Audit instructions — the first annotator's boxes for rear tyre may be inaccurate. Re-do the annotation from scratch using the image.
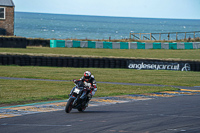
[65,98,74,113]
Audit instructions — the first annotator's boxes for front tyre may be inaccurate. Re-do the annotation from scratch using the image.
[78,106,86,112]
[65,98,74,113]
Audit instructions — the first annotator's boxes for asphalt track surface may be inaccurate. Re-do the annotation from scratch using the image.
[1,77,200,133]
[0,94,200,133]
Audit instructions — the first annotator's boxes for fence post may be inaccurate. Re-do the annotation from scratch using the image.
[150,33,152,40]
[168,33,170,40]
[185,32,186,39]
[159,33,161,40]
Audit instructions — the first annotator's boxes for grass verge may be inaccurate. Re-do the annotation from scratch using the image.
[0,65,198,106]
[0,79,178,106]
[0,47,199,106]
[0,66,199,87]
[0,47,200,61]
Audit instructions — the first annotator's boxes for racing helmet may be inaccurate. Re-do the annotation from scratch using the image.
[84,71,91,81]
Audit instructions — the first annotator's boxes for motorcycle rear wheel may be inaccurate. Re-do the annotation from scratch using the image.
[65,98,74,113]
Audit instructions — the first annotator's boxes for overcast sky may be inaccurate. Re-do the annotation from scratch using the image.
[13,0,200,19]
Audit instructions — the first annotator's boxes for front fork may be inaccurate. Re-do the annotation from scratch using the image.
[80,90,87,99]
[69,87,75,96]
[69,87,88,107]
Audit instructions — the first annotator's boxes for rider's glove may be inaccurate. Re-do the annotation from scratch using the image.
[90,86,94,91]
[73,79,77,84]
[86,86,90,91]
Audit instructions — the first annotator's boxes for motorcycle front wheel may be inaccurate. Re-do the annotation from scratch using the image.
[78,106,86,112]
[65,98,74,113]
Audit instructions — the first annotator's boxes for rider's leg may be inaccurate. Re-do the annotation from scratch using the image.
[85,88,97,106]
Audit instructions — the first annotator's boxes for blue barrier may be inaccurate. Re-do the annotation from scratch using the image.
[50,40,200,49]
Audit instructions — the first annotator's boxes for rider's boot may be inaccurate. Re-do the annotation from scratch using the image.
[85,93,92,107]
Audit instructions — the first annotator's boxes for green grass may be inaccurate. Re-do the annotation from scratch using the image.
[0,46,199,106]
[0,79,177,105]
[0,66,199,87]
[0,47,200,61]
[0,79,72,105]
[0,65,199,105]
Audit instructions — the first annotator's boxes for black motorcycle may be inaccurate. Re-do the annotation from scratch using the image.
[65,80,89,113]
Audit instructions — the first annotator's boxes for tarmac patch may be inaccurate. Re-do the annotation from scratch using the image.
[0,89,200,119]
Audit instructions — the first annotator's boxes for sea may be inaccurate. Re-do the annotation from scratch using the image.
[14,12,200,40]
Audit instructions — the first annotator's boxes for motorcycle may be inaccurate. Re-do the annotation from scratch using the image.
[65,80,89,113]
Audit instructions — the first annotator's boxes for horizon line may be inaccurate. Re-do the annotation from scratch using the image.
[15,11,200,20]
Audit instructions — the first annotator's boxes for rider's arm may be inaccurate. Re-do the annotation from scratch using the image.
[79,76,84,81]
[90,79,97,90]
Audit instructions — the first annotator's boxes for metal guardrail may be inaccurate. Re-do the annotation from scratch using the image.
[130,31,200,41]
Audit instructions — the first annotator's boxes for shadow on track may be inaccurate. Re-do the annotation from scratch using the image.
[68,110,130,114]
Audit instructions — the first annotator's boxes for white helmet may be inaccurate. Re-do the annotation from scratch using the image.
[84,71,91,80]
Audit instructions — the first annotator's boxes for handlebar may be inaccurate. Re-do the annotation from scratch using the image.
[73,79,93,91]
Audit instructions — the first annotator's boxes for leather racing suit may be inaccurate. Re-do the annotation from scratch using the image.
[79,75,97,98]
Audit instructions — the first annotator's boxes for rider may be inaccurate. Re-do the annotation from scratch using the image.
[73,71,97,106]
